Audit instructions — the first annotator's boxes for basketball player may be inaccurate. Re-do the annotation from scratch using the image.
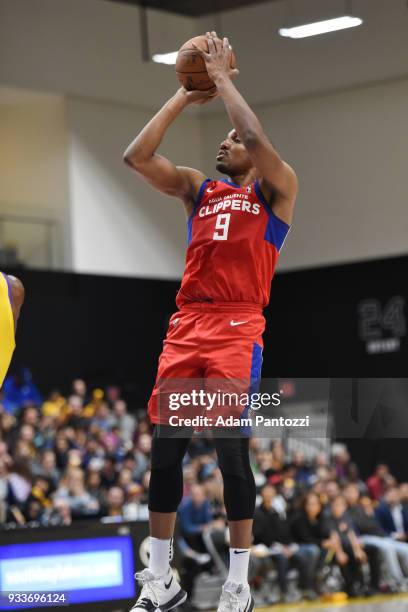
[124,32,297,612]
[0,273,24,387]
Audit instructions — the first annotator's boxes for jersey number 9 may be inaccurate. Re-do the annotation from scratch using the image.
[213,213,231,241]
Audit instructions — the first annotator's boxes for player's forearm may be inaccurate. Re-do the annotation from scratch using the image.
[123,91,188,166]
[214,75,267,148]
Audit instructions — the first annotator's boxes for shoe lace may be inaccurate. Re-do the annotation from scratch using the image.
[134,568,161,607]
[219,582,242,612]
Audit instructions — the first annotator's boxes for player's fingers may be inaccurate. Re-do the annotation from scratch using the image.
[210,31,222,52]
[207,34,217,54]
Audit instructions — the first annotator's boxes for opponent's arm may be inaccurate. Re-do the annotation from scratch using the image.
[194,32,298,224]
[7,275,24,331]
[123,88,216,213]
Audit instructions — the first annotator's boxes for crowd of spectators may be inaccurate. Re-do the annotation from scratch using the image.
[0,375,151,526]
[1,374,408,604]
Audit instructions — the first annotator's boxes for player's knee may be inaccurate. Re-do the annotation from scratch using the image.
[148,465,184,512]
[215,436,252,479]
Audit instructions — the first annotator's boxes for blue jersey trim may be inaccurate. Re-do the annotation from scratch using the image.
[254,179,290,252]
[187,178,211,245]
[220,178,241,188]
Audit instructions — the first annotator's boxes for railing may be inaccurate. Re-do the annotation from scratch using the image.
[0,213,61,269]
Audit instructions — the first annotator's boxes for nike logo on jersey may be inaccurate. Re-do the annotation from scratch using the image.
[207,186,216,193]
[230,320,248,327]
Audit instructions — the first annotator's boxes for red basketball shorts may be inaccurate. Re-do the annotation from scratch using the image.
[148,302,265,426]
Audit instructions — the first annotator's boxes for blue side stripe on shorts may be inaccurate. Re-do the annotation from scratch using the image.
[240,342,263,436]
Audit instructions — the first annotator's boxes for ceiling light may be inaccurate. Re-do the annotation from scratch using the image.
[279,15,363,39]
[152,52,178,65]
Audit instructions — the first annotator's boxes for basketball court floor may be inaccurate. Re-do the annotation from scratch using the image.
[257,593,408,611]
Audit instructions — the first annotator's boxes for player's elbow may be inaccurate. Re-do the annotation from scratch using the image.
[123,145,147,170]
[123,150,141,170]
[8,276,25,308]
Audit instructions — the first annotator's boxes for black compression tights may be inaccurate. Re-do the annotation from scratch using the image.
[148,427,256,521]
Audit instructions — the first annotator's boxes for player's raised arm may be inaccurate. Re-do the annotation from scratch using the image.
[123,88,216,214]
[193,32,298,225]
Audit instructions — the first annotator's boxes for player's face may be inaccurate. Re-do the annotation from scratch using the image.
[216,129,253,176]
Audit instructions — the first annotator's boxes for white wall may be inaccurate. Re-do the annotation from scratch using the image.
[1,0,408,277]
[201,78,408,271]
[67,96,202,278]
[0,89,71,267]
[0,0,193,109]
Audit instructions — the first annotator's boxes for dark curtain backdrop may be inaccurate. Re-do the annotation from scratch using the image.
[4,254,408,478]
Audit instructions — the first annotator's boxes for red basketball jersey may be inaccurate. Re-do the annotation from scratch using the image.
[176,178,290,309]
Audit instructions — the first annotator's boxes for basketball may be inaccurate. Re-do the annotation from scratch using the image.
[175,34,237,91]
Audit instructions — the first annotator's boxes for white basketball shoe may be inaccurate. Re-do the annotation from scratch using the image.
[129,567,187,612]
[217,581,254,612]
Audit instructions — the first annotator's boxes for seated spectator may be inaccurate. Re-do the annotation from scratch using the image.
[3,368,42,414]
[24,498,44,525]
[332,445,351,483]
[90,402,113,432]
[291,492,326,552]
[290,451,313,487]
[123,483,148,521]
[375,486,408,540]
[112,400,136,445]
[0,458,8,521]
[122,450,147,483]
[64,395,85,429]
[323,494,379,597]
[41,390,66,419]
[85,468,107,516]
[32,450,60,487]
[117,467,133,490]
[253,484,318,602]
[367,464,391,501]
[71,379,88,403]
[400,483,408,510]
[345,483,408,591]
[7,458,32,507]
[54,467,100,518]
[25,475,53,515]
[44,498,72,526]
[100,456,117,488]
[104,486,125,519]
[323,480,341,509]
[202,472,225,519]
[137,433,152,459]
[21,405,40,428]
[178,484,223,553]
[54,431,72,470]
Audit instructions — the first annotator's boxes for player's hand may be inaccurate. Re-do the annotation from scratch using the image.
[192,31,239,83]
[178,86,219,106]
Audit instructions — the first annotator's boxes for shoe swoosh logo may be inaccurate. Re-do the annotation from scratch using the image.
[230,320,248,327]
[164,576,173,590]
